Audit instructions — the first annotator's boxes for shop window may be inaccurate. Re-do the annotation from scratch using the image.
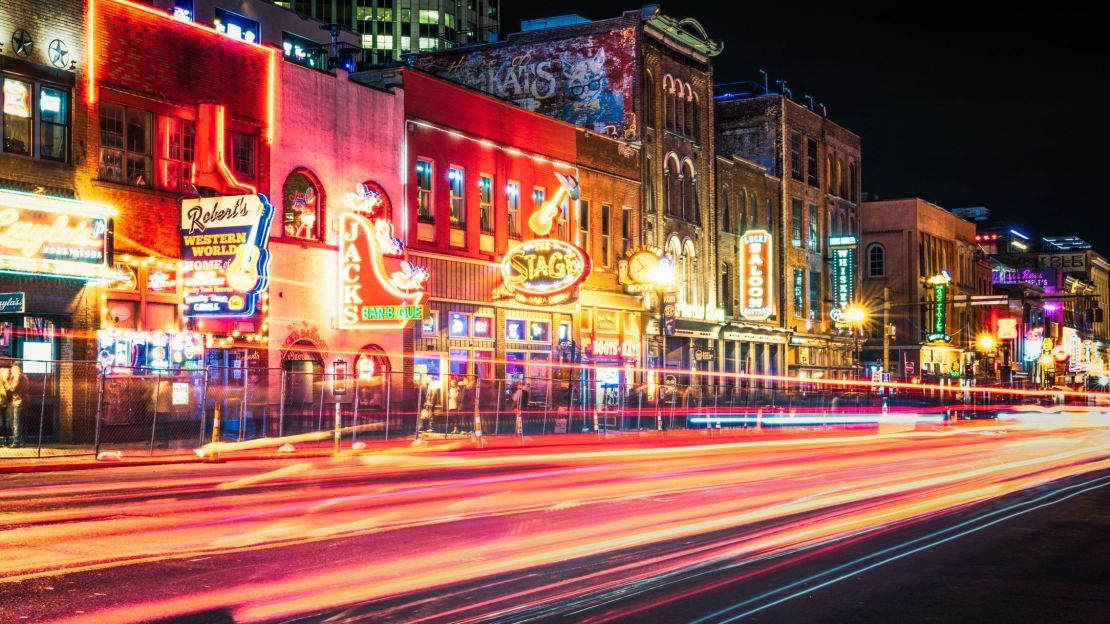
[156,115,195,193]
[505,352,525,380]
[449,349,469,377]
[414,353,441,385]
[601,204,612,267]
[416,159,434,224]
[558,321,571,342]
[282,170,323,240]
[420,311,438,337]
[506,180,521,238]
[449,312,469,337]
[474,349,494,379]
[448,166,465,228]
[100,102,152,187]
[479,173,493,234]
[229,131,256,182]
[473,316,492,338]
[2,78,31,156]
[530,321,550,342]
[506,319,525,341]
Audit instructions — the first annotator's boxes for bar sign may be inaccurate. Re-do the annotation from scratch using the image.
[0,292,25,314]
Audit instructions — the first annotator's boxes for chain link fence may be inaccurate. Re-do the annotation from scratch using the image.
[2,359,1103,461]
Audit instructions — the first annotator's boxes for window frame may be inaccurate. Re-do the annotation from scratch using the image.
[99,101,154,188]
[281,169,324,241]
[156,114,195,193]
[2,75,71,162]
[789,131,803,181]
[791,198,803,248]
[601,203,612,267]
[448,165,465,229]
[478,172,494,234]
[868,243,886,278]
[506,180,521,238]
[416,158,434,224]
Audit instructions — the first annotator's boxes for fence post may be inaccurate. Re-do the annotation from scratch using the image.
[199,366,210,448]
[94,370,105,457]
[209,404,221,462]
[542,377,549,435]
[472,376,483,449]
[414,376,424,440]
[713,385,720,436]
[352,376,360,443]
[150,374,162,456]
[36,364,49,458]
[384,372,392,441]
[278,369,286,438]
[636,386,643,433]
[494,380,502,436]
[333,401,341,455]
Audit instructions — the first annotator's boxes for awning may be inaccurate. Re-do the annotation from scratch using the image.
[672,320,722,339]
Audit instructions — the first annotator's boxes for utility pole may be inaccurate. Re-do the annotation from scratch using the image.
[882,287,891,374]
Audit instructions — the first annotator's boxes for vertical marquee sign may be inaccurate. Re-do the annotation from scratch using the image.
[180,194,275,317]
[338,182,429,328]
[739,230,774,321]
[828,235,857,316]
[926,272,951,342]
[0,189,112,280]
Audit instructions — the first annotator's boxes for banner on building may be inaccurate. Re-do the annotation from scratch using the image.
[663,292,677,337]
[180,194,274,317]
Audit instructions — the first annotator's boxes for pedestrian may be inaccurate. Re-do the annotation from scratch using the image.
[0,367,9,445]
[6,361,25,448]
[421,376,441,432]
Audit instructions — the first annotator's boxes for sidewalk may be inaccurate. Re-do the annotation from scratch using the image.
[0,423,915,474]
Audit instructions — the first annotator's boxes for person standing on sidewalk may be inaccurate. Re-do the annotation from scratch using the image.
[0,367,9,445]
[6,361,25,448]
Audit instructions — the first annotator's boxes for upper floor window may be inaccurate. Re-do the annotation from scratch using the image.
[99,102,152,187]
[749,192,758,230]
[478,173,493,234]
[644,72,655,128]
[868,243,886,277]
[2,78,71,162]
[416,159,433,224]
[791,198,802,248]
[806,138,818,187]
[577,199,590,250]
[808,203,818,250]
[282,169,322,240]
[448,166,465,228]
[789,131,803,181]
[721,262,733,315]
[506,180,521,238]
[229,131,256,182]
[601,204,612,267]
[720,187,730,233]
[738,189,747,232]
[157,115,194,193]
[621,206,632,255]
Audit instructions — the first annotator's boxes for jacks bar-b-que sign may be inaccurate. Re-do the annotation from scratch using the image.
[338,182,429,329]
[180,194,275,317]
[0,189,111,280]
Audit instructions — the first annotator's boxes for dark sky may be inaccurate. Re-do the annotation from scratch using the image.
[500,1,1110,252]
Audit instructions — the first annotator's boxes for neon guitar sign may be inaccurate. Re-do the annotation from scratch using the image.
[180,194,274,318]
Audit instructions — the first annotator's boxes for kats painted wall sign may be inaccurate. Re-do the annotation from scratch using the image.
[180,194,274,317]
[338,182,429,329]
[739,230,774,321]
[0,189,111,280]
[411,27,637,139]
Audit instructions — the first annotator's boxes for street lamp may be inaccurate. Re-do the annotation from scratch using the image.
[976,333,997,352]
[649,257,675,429]
[843,304,869,379]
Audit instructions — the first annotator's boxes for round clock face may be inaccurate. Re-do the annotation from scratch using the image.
[628,251,659,283]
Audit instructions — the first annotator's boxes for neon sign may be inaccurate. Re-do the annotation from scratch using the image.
[927,272,950,342]
[0,189,112,280]
[739,230,774,321]
[499,174,590,306]
[829,235,856,312]
[501,239,589,305]
[180,194,274,317]
[338,182,429,328]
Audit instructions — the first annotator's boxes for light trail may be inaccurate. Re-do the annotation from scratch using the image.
[0,417,1106,623]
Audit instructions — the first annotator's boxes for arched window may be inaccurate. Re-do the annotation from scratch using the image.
[737,189,747,232]
[663,159,676,217]
[848,162,857,202]
[721,262,733,315]
[691,92,700,139]
[683,159,697,224]
[282,169,324,240]
[835,160,843,198]
[683,239,698,308]
[749,191,757,231]
[766,198,773,228]
[867,243,886,277]
[826,153,832,194]
[720,185,730,233]
[684,90,694,136]
[644,71,655,128]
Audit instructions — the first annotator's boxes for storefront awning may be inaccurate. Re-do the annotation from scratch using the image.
[672,320,722,339]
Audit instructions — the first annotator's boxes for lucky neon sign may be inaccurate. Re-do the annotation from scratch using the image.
[339,182,429,328]
[499,173,590,306]
[739,230,774,320]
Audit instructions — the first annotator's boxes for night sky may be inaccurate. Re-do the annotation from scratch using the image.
[500,1,1110,252]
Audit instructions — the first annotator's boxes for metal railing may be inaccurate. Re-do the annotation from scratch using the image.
[2,360,1106,461]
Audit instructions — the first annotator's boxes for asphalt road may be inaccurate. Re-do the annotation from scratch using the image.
[1,421,1107,623]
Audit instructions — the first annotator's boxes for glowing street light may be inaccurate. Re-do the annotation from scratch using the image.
[976,333,997,352]
[843,304,868,378]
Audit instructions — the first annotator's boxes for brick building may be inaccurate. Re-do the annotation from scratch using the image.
[408,6,725,389]
[860,198,992,380]
[1,0,109,443]
[716,92,860,380]
[714,154,787,390]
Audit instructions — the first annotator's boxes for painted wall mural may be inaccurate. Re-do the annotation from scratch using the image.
[412,27,637,139]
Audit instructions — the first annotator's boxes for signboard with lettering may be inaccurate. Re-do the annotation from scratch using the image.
[992,267,1054,287]
[1037,253,1086,271]
[662,292,677,337]
[927,273,950,343]
[180,194,275,317]
[0,189,111,280]
[828,236,857,312]
[501,239,589,306]
[739,230,774,321]
[0,292,25,314]
[338,182,429,329]
[997,317,1018,340]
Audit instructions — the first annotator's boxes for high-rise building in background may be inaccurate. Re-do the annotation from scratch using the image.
[269,0,501,62]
